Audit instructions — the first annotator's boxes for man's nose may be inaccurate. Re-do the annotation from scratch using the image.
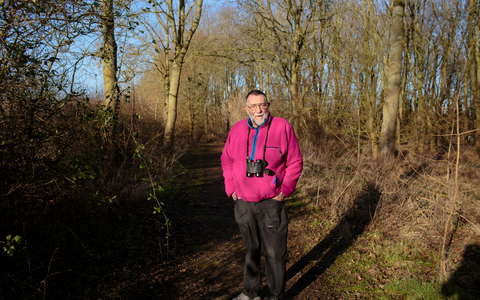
[254,105,262,112]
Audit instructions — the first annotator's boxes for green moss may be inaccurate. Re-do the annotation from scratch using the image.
[323,233,445,299]
[384,278,445,300]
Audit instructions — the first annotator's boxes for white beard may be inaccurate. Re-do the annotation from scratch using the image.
[249,111,269,127]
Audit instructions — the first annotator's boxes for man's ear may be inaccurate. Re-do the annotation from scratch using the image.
[244,105,249,113]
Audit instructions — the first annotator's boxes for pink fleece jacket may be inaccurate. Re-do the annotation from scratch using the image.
[221,116,303,202]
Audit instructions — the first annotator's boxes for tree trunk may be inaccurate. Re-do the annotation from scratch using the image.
[367,72,379,159]
[163,30,171,122]
[101,0,119,174]
[162,0,203,150]
[380,0,405,161]
[473,0,480,151]
[101,0,118,115]
[163,61,182,149]
[290,58,300,131]
[101,0,119,116]
[187,80,195,143]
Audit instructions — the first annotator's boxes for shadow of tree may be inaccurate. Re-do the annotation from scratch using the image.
[441,243,480,299]
[285,182,381,299]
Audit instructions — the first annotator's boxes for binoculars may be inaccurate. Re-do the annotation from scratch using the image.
[246,158,264,177]
[246,158,273,177]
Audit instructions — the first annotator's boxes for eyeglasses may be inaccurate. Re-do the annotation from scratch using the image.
[247,103,268,111]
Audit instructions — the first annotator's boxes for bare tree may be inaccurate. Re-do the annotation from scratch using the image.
[136,0,203,149]
[128,0,478,159]
[409,0,428,151]
[469,0,480,151]
[236,0,326,131]
[353,0,388,159]
[132,0,203,149]
[100,0,120,173]
[380,0,405,161]
[101,0,120,113]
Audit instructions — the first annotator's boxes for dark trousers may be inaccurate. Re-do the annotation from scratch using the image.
[234,198,288,298]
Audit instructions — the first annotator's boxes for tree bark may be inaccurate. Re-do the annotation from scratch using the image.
[101,0,120,174]
[162,0,203,150]
[163,61,182,148]
[473,0,480,151]
[101,0,119,115]
[368,71,379,159]
[411,0,427,151]
[380,0,405,161]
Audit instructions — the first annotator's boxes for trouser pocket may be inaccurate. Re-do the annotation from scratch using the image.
[263,199,287,230]
[234,199,250,227]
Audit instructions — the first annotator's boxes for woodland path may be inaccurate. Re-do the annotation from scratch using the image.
[7,143,466,299]
[62,145,341,300]
[151,144,340,300]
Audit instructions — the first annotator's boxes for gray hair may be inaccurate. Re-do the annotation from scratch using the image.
[245,90,268,105]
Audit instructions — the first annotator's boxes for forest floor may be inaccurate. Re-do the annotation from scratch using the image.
[63,144,341,299]
[5,144,479,299]
[146,144,342,300]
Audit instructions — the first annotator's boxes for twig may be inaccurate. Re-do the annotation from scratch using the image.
[392,173,472,201]
[65,226,88,254]
[41,248,59,300]
[416,196,476,229]
[440,83,462,281]
[331,170,361,208]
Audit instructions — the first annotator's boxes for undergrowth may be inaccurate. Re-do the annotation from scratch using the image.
[294,138,480,299]
[0,102,196,299]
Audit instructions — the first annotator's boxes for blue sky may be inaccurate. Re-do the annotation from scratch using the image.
[73,0,223,97]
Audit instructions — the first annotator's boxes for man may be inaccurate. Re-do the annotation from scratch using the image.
[221,90,303,300]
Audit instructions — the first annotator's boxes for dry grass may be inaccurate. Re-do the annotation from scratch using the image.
[224,92,248,126]
[296,136,480,288]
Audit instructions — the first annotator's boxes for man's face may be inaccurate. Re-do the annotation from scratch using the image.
[245,94,270,127]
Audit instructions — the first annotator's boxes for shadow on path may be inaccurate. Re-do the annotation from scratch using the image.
[153,145,245,300]
[442,243,480,300]
[285,183,381,299]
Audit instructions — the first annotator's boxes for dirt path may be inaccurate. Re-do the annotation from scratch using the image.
[153,145,340,300]
[156,144,246,299]
[8,144,343,300]
[41,144,342,300]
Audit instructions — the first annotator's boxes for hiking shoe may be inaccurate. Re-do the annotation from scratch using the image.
[266,295,283,300]
[232,292,261,300]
